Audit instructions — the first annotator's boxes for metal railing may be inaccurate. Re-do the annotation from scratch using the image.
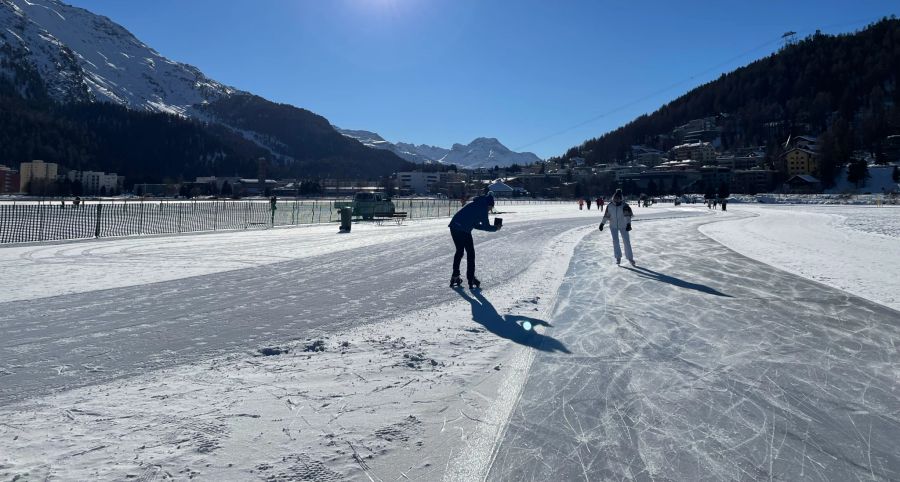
[0,198,567,244]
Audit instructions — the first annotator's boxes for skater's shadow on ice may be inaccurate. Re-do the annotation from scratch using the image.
[624,266,732,298]
[455,289,571,354]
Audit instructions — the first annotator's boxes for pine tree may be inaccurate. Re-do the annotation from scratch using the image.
[847,160,870,187]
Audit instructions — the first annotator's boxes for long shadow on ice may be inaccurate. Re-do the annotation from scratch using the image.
[455,288,571,354]
[624,266,733,298]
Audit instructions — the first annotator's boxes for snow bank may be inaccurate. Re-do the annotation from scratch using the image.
[700,205,900,311]
[828,165,900,194]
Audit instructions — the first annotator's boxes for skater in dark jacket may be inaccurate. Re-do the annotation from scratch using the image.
[449,194,500,288]
[599,189,635,266]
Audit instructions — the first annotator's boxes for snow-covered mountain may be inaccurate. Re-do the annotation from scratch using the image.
[336,128,542,169]
[0,0,412,178]
[441,137,542,169]
[0,0,237,115]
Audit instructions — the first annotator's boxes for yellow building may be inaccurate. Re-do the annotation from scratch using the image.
[782,148,819,177]
[19,160,59,192]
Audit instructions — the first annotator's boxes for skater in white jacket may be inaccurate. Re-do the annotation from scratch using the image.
[599,189,635,266]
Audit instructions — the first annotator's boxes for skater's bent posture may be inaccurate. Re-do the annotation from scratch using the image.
[448,194,499,288]
[599,189,635,266]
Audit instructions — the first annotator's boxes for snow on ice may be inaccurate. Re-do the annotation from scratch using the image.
[1,202,899,480]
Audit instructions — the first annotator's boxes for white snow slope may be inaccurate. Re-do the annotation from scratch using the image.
[0,0,237,114]
[827,165,900,194]
[700,204,900,311]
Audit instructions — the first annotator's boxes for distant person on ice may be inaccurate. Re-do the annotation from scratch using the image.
[448,194,500,289]
[599,189,635,266]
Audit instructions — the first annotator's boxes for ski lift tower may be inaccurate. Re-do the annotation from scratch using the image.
[781,31,797,49]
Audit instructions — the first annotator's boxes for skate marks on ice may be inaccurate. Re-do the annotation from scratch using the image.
[0,221,608,481]
[0,313,529,481]
[700,205,900,311]
[0,217,591,407]
[488,214,900,481]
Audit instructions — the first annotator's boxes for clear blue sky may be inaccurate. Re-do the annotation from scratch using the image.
[66,0,896,158]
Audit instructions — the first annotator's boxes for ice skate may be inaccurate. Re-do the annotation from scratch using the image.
[468,277,481,290]
[450,276,463,288]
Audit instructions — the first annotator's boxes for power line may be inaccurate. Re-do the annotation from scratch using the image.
[513,36,781,152]
[514,15,889,154]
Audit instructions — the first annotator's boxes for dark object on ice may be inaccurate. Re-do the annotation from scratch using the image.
[338,207,352,233]
[494,217,503,229]
[304,339,326,352]
[257,346,289,356]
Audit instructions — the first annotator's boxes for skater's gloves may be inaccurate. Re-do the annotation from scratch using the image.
[598,223,604,231]
[626,223,632,232]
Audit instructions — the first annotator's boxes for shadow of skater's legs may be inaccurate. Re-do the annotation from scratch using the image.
[626,266,732,298]
[454,289,570,354]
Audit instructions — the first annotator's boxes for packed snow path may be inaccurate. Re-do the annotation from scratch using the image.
[487,213,900,481]
[0,209,689,407]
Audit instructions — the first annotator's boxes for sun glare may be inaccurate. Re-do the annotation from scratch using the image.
[357,0,414,20]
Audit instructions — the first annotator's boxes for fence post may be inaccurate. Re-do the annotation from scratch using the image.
[214,200,219,231]
[178,203,182,233]
[39,202,45,242]
[94,203,102,238]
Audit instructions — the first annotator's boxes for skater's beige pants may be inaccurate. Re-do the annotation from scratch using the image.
[610,228,633,262]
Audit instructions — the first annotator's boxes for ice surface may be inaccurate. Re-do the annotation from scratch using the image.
[3,203,897,480]
[488,211,900,481]
[0,205,605,480]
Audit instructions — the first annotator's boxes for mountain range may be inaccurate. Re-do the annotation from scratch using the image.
[335,128,542,169]
[0,0,412,181]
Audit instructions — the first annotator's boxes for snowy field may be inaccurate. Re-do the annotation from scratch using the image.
[2,202,899,480]
[701,204,900,310]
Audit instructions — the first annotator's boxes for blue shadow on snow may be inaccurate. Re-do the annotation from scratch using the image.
[454,288,571,354]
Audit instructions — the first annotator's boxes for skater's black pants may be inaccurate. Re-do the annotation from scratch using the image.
[450,228,475,281]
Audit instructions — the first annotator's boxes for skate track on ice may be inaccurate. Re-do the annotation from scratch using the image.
[487,210,900,481]
[1,208,691,407]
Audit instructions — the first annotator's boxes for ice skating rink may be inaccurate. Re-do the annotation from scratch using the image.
[2,202,899,481]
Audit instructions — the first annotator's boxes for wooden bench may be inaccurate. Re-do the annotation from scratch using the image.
[374,212,407,225]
